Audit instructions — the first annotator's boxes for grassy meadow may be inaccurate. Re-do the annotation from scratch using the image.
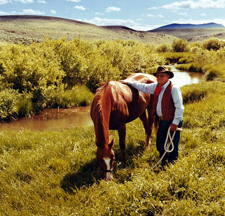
[0,81,225,215]
[0,36,225,215]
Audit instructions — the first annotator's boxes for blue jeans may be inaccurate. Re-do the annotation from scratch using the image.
[156,120,183,166]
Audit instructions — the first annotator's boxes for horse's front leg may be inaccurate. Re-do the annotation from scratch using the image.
[117,123,127,161]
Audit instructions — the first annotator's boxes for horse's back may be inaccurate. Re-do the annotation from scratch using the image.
[125,73,156,84]
[91,73,156,129]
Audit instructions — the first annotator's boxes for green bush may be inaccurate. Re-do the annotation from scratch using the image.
[0,88,19,120]
[172,39,189,52]
[203,37,221,51]
[156,43,172,53]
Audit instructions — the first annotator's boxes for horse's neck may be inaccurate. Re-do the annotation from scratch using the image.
[97,84,112,147]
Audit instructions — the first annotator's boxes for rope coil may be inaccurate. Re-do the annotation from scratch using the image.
[152,127,182,170]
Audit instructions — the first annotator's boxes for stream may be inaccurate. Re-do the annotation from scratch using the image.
[0,66,204,131]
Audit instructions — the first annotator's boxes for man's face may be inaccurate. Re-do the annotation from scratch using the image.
[156,73,170,86]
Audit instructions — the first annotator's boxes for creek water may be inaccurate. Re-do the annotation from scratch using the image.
[0,67,204,131]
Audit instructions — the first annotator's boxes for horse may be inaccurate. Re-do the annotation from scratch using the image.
[90,73,157,180]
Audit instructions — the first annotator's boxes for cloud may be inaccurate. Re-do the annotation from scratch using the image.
[50,10,56,14]
[95,12,104,15]
[37,0,46,3]
[0,0,9,5]
[147,14,155,17]
[21,9,45,15]
[0,10,7,15]
[201,13,206,16]
[67,0,81,2]
[162,0,225,10]
[81,17,138,27]
[105,6,121,12]
[179,12,188,16]
[147,14,164,18]
[13,0,34,3]
[147,7,158,10]
[74,5,85,10]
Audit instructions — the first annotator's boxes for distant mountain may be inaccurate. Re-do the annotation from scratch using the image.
[153,22,225,30]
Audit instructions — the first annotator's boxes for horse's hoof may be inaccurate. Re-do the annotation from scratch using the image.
[145,145,150,151]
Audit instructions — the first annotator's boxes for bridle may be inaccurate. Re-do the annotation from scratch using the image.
[99,165,113,173]
[97,154,115,173]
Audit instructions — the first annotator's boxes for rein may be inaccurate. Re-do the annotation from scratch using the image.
[152,127,182,170]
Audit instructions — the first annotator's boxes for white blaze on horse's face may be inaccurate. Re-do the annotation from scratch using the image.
[103,157,113,181]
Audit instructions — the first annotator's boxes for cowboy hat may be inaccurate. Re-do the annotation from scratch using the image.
[153,66,174,78]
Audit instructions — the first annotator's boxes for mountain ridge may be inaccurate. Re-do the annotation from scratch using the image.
[153,22,225,30]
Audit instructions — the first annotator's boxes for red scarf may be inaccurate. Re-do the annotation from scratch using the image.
[155,85,162,96]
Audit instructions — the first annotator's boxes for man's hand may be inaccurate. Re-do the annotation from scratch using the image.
[170,123,177,131]
[120,80,128,84]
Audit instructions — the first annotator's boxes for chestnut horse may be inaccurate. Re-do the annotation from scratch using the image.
[90,73,157,180]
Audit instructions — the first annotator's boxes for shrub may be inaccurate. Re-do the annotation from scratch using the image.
[156,43,172,53]
[0,88,19,120]
[172,39,189,52]
[203,37,221,51]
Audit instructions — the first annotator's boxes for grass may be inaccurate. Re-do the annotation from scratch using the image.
[0,81,225,215]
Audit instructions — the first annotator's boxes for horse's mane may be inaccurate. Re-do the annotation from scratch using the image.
[95,81,111,115]
[93,81,111,147]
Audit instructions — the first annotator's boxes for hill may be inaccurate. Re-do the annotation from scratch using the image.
[0,15,177,45]
[150,22,225,42]
[154,22,225,30]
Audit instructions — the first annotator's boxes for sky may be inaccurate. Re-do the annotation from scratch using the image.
[1,0,225,30]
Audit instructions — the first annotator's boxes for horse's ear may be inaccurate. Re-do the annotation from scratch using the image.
[109,138,114,149]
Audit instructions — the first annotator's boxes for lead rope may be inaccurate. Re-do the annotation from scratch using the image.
[151,127,182,170]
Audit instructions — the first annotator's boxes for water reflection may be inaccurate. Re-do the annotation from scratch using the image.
[0,106,93,132]
[170,65,205,87]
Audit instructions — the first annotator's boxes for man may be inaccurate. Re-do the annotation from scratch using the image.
[121,66,184,166]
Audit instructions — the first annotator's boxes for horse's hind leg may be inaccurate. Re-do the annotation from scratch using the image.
[117,123,127,161]
[139,111,151,150]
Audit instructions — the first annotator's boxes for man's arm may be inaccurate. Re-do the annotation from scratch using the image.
[121,80,157,94]
[171,86,184,130]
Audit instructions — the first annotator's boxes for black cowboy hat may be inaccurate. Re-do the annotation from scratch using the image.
[153,66,174,78]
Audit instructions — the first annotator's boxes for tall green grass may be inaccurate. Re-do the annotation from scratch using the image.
[0,81,224,215]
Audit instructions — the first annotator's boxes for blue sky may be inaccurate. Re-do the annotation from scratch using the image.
[1,0,225,30]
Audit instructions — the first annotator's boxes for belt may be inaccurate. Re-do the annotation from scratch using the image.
[158,116,164,121]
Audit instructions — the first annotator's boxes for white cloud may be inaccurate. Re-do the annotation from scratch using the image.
[0,10,7,15]
[147,14,155,17]
[82,17,138,28]
[95,12,104,15]
[179,12,188,16]
[105,6,121,12]
[0,0,9,5]
[67,0,81,2]
[162,0,225,10]
[147,7,158,10]
[74,5,85,10]
[51,10,56,14]
[147,14,164,18]
[37,0,46,3]
[13,0,34,3]
[21,9,45,15]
